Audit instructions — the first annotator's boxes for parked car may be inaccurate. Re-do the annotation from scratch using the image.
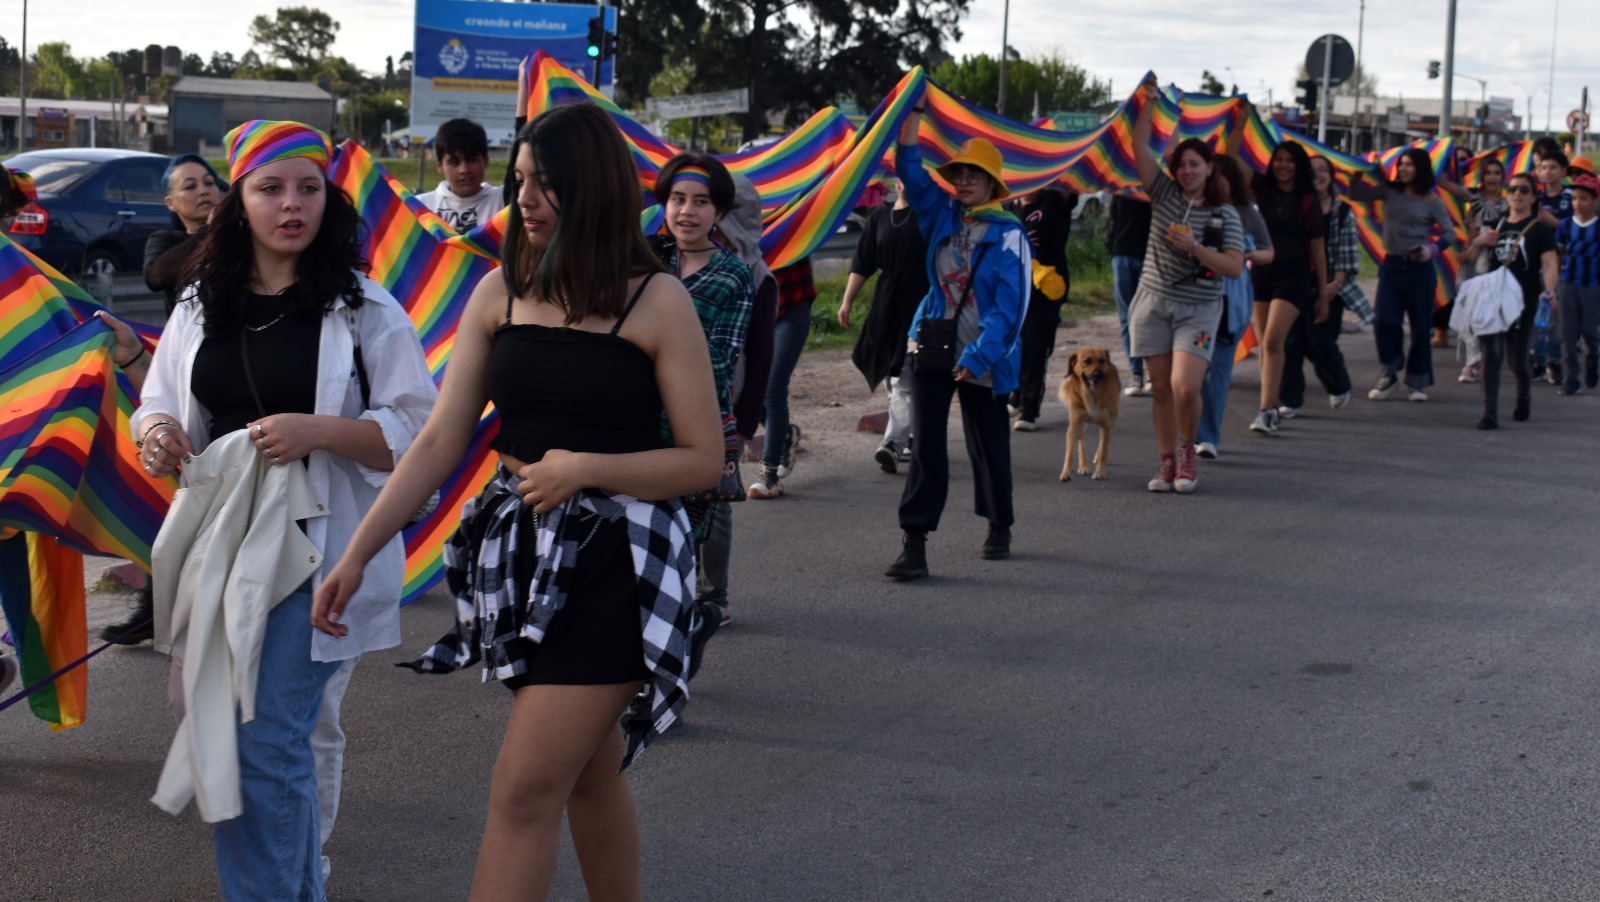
[5,148,174,278]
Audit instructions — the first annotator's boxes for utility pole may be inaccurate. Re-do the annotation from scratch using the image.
[1439,0,1456,138]
[1317,34,1334,144]
[19,0,27,152]
[1354,0,1367,152]
[997,0,1010,116]
[1546,0,1558,135]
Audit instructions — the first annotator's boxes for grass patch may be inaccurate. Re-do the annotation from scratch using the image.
[804,222,1117,354]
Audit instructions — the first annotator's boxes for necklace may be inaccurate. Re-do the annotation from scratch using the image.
[245,314,286,332]
[890,207,912,228]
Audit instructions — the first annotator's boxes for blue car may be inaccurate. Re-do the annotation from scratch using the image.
[5,148,176,278]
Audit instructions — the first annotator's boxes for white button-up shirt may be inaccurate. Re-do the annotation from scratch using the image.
[134,273,437,662]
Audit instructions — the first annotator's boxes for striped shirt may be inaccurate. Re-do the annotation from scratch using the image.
[1556,217,1600,287]
[1136,171,1244,305]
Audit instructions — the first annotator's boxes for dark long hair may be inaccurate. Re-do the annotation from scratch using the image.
[1392,148,1436,195]
[1254,142,1315,202]
[1166,138,1229,207]
[502,102,666,324]
[187,170,367,337]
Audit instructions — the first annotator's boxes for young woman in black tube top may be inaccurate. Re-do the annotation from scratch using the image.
[312,102,724,901]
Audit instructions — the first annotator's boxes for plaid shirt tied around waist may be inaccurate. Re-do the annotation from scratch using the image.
[406,468,696,768]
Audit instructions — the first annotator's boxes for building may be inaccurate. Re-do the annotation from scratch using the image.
[1290,94,1523,154]
[169,77,334,154]
[0,97,167,152]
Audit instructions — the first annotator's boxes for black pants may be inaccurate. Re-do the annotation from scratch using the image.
[1279,299,1353,407]
[900,370,1014,532]
[1480,322,1531,420]
[1011,294,1064,421]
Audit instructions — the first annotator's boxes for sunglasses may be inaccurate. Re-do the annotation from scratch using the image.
[946,165,988,185]
[1506,184,1536,195]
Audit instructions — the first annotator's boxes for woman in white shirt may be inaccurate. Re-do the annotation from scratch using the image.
[133,120,435,901]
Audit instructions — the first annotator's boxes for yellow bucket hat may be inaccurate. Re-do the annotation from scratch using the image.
[938,138,1009,200]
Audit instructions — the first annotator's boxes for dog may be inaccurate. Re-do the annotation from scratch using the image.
[1058,347,1121,481]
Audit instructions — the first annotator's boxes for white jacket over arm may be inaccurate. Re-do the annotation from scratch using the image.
[134,272,438,662]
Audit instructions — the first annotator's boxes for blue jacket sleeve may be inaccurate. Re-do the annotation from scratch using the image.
[957,224,1031,380]
[896,144,956,239]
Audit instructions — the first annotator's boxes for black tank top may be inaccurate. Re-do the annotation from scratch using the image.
[487,274,666,462]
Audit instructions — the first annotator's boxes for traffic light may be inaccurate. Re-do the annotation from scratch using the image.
[586,15,604,59]
[600,30,617,62]
[1296,79,1318,114]
[1427,60,1440,79]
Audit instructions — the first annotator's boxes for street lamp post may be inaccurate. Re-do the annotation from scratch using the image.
[1439,0,1457,138]
[997,0,1011,116]
[19,0,27,152]
[1455,72,1487,149]
[1513,82,1546,140]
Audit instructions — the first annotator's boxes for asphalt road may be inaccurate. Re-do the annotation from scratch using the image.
[4,331,1600,901]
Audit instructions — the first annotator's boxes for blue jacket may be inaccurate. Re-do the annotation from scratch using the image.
[898,145,1030,396]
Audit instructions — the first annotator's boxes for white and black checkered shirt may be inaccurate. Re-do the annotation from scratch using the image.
[405,468,695,768]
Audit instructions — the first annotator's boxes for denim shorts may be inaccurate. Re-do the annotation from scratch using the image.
[1128,289,1224,362]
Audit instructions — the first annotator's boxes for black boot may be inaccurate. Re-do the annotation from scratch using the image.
[100,583,155,645]
[981,523,1012,560]
[686,601,722,681]
[884,528,929,580]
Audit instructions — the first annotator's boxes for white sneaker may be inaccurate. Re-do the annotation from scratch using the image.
[1195,442,1218,460]
[746,467,783,499]
[1329,392,1350,409]
[1122,383,1143,397]
[1277,405,1302,419]
[1012,418,1037,432]
[1007,404,1022,419]
[1367,376,1397,400]
[1407,389,1428,402]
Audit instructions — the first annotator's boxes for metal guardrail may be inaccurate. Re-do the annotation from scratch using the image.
[81,274,167,324]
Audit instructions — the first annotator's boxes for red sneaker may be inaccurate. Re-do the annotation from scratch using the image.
[1147,455,1176,493]
[1175,443,1199,493]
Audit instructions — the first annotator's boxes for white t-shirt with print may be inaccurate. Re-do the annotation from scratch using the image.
[417,182,503,233]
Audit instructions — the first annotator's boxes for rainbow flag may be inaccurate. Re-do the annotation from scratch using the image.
[0,317,173,729]
[0,532,86,729]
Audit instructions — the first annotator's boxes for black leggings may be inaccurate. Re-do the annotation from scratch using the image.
[1479,323,1530,419]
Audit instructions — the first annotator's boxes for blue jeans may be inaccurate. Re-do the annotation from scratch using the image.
[1372,257,1437,389]
[214,585,340,902]
[1197,333,1235,447]
[1111,256,1145,377]
[762,303,811,468]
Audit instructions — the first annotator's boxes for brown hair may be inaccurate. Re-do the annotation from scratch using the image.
[655,153,737,214]
[502,102,666,323]
[1211,155,1253,207]
[1166,138,1229,207]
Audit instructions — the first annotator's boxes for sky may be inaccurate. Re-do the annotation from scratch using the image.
[10,0,1598,134]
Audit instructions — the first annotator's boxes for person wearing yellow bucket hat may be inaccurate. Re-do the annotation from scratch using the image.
[884,104,1032,579]
[133,119,436,899]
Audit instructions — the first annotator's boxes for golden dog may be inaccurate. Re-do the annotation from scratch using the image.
[1058,348,1121,481]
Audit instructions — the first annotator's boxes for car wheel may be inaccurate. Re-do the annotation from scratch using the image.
[83,248,120,279]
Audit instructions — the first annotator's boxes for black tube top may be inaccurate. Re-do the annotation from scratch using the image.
[487,324,666,462]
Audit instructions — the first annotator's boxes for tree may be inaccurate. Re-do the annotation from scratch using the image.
[933,50,1112,117]
[1198,70,1226,96]
[182,53,206,76]
[1332,62,1378,99]
[206,52,240,78]
[250,6,340,72]
[30,42,88,99]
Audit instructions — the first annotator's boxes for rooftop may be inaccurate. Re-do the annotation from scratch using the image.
[171,76,331,101]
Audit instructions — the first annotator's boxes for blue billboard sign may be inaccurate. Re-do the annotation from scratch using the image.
[412,0,615,145]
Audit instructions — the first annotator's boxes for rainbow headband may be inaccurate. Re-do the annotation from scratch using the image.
[224,120,334,183]
[6,168,36,201]
[673,165,713,188]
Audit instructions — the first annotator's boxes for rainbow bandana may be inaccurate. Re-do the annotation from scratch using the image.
[673,165,713,188]
[224,120,334,182]
[6,168,36,202]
